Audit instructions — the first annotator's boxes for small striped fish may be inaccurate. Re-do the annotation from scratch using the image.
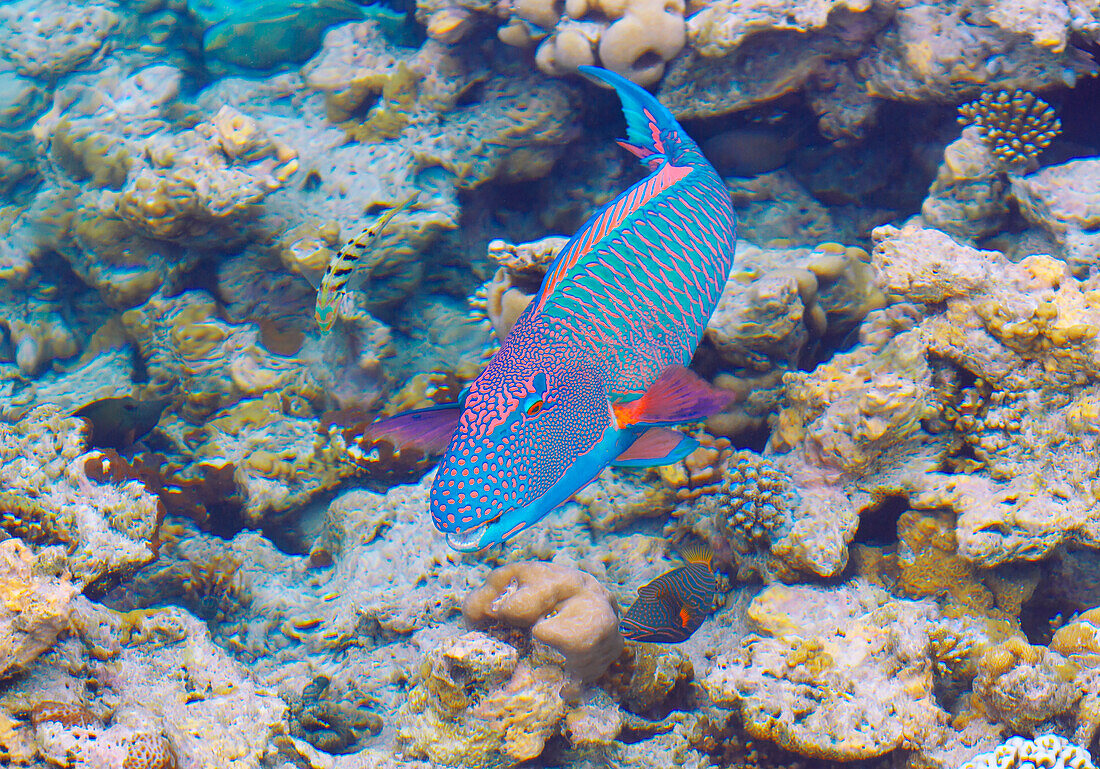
[314,193,418,332]
[620,543,717,643]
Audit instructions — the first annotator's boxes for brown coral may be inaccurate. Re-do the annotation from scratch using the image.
[958,90,1061,169]
[464,562,623,680]
[973,637,1080,733]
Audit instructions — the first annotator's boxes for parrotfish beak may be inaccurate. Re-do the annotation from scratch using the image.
[443,506,538,552]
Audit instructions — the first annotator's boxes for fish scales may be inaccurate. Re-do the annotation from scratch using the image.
[540,140,735,398]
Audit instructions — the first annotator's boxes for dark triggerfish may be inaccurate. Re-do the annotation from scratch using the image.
[620,544,717,643]
[359,65,738,551]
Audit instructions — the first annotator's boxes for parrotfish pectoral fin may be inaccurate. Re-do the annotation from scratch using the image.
[611,427,699,468]
[613,365,733,428]
[361,403,461,456]
[577,66,680,167]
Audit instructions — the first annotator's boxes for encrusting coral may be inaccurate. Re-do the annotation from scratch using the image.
[0,539,78,679]
[463,561,624,681]
[396,631,568,767]
[972,637,1080,733]
[703,580,943,761]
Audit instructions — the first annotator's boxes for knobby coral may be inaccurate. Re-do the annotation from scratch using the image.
[958,90,1062,170]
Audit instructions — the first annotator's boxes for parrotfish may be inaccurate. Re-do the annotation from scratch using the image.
[620,543,717,643]
[360,66,737,551]
[314,193,418,332]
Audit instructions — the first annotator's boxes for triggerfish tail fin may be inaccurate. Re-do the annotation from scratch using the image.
[612,365,734,428]
[577,65,683,168]
[358,403,461,456]
[611,427,698,468]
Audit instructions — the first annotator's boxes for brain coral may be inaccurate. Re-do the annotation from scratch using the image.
[464,561,623,681]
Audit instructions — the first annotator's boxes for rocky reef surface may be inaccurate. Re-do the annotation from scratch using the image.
[2,0,1100,767]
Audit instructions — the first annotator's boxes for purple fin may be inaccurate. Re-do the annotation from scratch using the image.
[611,427,698,468]
[613,365,733,427]
[362,404,460,456]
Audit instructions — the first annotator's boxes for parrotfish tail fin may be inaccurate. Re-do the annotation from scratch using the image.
[613,365,734,427]
[577,65,682,169]
[676,540,713,569]
[359,403,461,456]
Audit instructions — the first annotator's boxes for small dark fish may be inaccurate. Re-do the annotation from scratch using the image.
[620,543,717,643]
[73,396,171,450]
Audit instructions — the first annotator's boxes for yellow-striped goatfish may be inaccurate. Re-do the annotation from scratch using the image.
[314,193,418,332]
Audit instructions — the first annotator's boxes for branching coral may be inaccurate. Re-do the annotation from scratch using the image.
[958,90,1061,170]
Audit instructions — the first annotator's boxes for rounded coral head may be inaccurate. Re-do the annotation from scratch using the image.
[430,322,611,551]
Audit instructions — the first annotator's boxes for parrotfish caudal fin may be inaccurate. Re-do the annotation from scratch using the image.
[577,66,684,168]
[358,403,461,456]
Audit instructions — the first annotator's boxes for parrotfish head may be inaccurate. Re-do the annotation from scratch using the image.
[429,351,617,551]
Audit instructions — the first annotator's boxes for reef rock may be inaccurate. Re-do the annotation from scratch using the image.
[0,540,77,679]
[396,631,567,767]
[702,580,944,761]
[0,406,162,589]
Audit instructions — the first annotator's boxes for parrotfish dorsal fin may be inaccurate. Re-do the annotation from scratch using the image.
[677,541,713,568]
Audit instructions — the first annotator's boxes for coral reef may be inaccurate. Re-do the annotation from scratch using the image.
[0,539,77,679]
[396,631,568,767]
[2,0,1100,766]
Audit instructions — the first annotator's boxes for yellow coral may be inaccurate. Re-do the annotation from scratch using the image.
[503,0,686,85]
[958,90,1061,169]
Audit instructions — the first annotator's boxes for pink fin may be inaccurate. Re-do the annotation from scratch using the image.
[612,427,698,468]
[613,365,733,427]
[362,404,460,455]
